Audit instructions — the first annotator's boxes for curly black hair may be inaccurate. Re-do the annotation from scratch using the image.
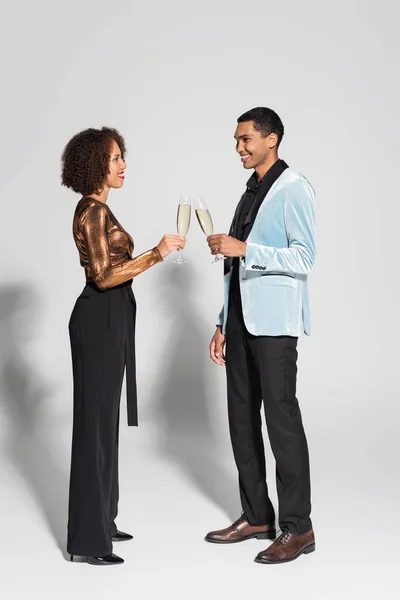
[61,127,127,196]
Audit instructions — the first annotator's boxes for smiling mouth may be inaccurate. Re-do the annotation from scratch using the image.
[118,173,125,178]
[241,154,251,162]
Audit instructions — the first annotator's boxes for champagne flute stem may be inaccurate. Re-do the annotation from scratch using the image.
[175,249,186,264]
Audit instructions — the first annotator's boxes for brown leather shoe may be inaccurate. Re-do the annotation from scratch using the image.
[255,528,315,564]
[205,515,276,544]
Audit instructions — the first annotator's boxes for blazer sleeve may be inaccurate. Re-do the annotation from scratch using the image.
[244,176,316,275]
[81,203,163,290]
[216,305,224,327]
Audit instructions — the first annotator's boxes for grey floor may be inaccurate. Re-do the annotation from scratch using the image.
[0,279,398,598]
[0,416,398,600]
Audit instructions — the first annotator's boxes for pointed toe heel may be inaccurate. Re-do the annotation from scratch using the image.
[86,553,124,566]
[112,530,133,542]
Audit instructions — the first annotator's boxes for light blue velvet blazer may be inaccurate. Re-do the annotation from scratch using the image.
[218,168,316,337]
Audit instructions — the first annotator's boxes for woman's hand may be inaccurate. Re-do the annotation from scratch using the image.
[157,235,186,259]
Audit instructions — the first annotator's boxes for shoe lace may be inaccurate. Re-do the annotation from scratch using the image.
[276,528,291,545]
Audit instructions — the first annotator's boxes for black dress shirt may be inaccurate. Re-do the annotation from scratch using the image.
[228,159,289,300]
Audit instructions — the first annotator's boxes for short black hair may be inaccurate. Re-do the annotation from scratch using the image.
[237,107,284,147]
[61,127,126,196]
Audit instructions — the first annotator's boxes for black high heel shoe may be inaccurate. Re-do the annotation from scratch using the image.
[112,530,133,542]
[70,553,124,565]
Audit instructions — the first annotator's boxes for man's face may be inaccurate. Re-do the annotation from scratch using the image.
[234,121,276,170]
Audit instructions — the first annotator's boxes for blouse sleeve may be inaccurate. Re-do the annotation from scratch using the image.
[80,203,163,290]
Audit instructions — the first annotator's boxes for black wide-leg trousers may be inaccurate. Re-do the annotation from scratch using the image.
[225,294,312,535]
[67,281,136,557]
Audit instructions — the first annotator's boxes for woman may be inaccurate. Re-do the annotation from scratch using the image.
[61,127,185,566]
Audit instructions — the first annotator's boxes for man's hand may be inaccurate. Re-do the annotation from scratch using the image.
[209,326,226,366]
[207,234,246,257]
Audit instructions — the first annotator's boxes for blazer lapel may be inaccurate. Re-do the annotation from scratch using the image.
[224,160,288,275]
[242,160,289,241]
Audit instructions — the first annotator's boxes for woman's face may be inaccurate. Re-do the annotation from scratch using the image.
[106,140,126,189]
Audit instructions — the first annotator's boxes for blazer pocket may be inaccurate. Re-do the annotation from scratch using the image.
[260,274,295,288]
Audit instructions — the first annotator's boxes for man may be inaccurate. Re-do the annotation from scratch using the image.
[206,107,316,564]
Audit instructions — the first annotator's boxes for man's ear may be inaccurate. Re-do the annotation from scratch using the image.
[268,134,278,149]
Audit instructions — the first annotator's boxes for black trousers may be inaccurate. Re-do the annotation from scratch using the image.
[225,293,312,535]
[67,281,136,557]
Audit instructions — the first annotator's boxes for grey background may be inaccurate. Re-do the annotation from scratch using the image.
[0,0,398,598]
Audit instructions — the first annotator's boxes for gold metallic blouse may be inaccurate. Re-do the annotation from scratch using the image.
[72,197,163,290]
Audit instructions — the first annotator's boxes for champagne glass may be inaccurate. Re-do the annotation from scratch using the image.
[193,196,224,263]
[174,196,191,264]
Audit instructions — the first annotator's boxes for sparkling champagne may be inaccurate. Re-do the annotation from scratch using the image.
[195,209,214,236]
[176,203,191,235]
